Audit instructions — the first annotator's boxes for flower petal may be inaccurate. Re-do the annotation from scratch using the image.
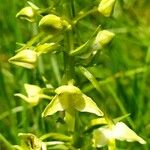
[15,93,39,106]
[74,94,103,116]
[112,122,146,144]
[93,128,109,147]
[24,84,41,97]
[15,93,28,102]
[42,95,64,117]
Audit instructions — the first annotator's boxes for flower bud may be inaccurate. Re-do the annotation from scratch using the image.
[98,0,116,17]
[39,14,70,32]
[93,30,115,50]
[9,49,37,69]
[16,6,36,22]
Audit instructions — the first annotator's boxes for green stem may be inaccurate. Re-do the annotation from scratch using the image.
[0,106,23,120]
[63,1,82,148]
[50,54,61,85]
[73,7,97,24]
[40,133,71,141]
[16,32,44,52]
[108,139,116,150]
[62,0,75,84]
[0,134,14,150]
[63,52,75,83]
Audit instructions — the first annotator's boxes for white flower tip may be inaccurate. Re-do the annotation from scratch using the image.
[138,138,146,144]
[24,84,41,97]
[113,122,146,144]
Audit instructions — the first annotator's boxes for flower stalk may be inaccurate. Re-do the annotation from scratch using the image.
[6,0,147,149]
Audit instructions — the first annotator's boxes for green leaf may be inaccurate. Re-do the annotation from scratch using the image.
[79,66,103,95]
[69,26,100,56]
[27,1,39,10]
[69,40,90,56]
[113,114,131,123]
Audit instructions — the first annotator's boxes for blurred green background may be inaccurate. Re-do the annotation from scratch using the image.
[0,0,150,149]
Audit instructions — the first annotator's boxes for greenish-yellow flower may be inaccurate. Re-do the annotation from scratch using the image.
[15,84,51,106]
[42,85,103,117]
